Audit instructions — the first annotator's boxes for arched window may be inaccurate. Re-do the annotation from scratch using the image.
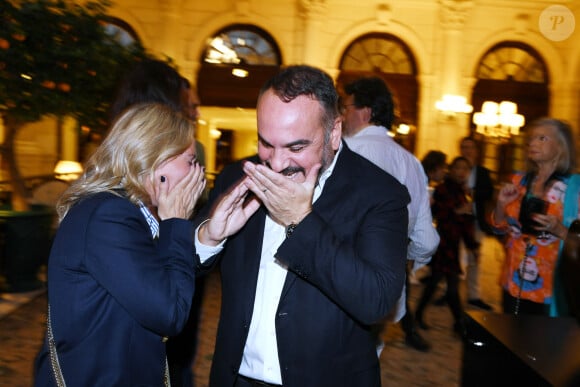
[339,33,416,75]
[473,42,549,124]
[198,24,281,108]
[337,33,418,152]
[103,17,140,47]
[472,42,549,181]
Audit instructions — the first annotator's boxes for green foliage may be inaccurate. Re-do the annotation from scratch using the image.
[0,0,150,133]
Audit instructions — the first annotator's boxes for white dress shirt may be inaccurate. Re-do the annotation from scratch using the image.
[195,145,341,384]
[344,125,440,321]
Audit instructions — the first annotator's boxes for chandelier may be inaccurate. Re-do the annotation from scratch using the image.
[435,94,473,116]
[472,101,525,139]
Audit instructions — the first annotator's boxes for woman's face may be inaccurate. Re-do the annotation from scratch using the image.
[430,165,447,183]
[527,125,560,165]
[147,142,197,206]
[449,160,471,185]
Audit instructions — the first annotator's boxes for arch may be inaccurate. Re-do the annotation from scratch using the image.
[329,19,431,76]
[184,12,287,66]
[466,29,565,87]
[196,23,282,108]
[338,32,417,75]
[201,24,281,66]
[103,16,141,47]
[333,26,424,153]
[105,7,149,48]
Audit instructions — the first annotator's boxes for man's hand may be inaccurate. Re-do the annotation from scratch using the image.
[242,161,320,227]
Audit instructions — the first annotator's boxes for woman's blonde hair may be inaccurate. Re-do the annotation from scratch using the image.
[57,103,195,221]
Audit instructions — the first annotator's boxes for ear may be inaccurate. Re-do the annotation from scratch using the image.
[362,106,372,123]
[330,117,342,150]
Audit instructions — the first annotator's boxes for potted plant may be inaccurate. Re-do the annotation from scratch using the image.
[0,0,149,291]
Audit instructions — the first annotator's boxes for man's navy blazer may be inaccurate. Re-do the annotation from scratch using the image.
[198,143,410,387]
[34,192,196,386]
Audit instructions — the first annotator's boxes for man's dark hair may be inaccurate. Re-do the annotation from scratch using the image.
[421,150,447,175]
[260,65,339,132]
[344,76,395,129]
[109,58,184,122]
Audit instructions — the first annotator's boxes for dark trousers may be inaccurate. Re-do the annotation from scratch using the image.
[234,374,282,387]
[416,270,464,324]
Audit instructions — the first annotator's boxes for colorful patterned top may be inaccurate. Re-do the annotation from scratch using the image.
[490,172,577,305]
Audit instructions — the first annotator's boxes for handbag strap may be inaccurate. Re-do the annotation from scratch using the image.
[47,304,171,387]
[47,304,67,387]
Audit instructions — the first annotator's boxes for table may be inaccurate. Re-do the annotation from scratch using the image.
[461,310,580,386]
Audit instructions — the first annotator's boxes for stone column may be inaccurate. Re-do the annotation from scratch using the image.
[300,0,327,66]
[436,0,474,155]
[157,0,181,61]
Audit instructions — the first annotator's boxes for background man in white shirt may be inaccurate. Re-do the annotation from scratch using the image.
[342,76,440,352]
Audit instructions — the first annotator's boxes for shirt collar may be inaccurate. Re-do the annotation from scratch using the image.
[138,201,159,239]
[313,141,342,202]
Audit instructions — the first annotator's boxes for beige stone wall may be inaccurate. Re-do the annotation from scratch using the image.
[11,0,580,176]
[107,0,580,158]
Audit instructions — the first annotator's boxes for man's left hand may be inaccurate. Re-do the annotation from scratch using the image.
[242,161,319,227]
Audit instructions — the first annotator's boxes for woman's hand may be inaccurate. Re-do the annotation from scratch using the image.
[497,182,519,207]
[156,162,206,220]
[198,178,261,246]
[533,213,566,239]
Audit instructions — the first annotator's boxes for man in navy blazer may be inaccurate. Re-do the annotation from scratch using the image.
[194,65,409,387]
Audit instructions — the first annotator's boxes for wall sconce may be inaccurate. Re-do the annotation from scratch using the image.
[435,94,473,116]
[232,68,249,78]
[396,123,411,135]
[472,101,525,139]
[54,160,83,181]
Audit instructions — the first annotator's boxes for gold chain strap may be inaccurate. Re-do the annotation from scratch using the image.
[164,356,171,387]
[47,305,67,387]
[48,305,171,386]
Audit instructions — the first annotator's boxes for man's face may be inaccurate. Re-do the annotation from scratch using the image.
[459,139,478,165]
[256,89,341,183]
[181,87,200,121]
[341,94,367,137]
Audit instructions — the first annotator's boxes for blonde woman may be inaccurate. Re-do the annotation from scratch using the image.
[34,103,206,386]
[491,118,578,316]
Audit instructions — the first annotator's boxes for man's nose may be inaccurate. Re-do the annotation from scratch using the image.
[267,148,289,173]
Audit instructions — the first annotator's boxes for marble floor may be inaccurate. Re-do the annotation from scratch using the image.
[0,236,505,387]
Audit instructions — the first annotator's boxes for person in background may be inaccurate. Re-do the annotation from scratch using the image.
[421,150,447,205]
[33,103,207,386]
[417,150,447,287]
[490,118,579,316]
[181,77,206,168]
[415,156,479,339]
[194,65,410,387]
[108,58,207,387]
[459,136,494,311]
[109,58,184,122]
[167,76,208,387]
[341,76,439,353]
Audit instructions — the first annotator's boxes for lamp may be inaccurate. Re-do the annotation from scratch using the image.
[472,100,525,139]
[54,160,83,181]
[435,94,473,116]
